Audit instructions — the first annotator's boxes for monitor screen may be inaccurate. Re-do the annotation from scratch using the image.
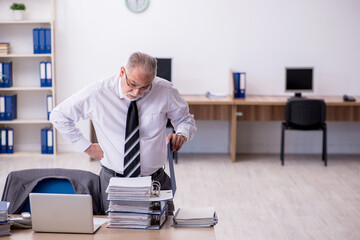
[156,58,172,82]
[286,68,313,92]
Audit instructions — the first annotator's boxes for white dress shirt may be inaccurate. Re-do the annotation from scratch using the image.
[50,74,196,176]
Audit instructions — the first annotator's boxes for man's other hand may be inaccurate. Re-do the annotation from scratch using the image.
[166,133,185,152]
[85,143,104,160]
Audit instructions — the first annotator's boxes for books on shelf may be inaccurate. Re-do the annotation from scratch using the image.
[47,95,53,120]
[232,72,246,99]
[33,28,51,54]
[0,62,13,88]
[41,128,53,154]
[0,43,10,55]
[173,207,218,228]
[0,201,11,237]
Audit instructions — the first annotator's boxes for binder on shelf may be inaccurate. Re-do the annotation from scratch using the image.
[0,62,3,88]
[3,62,13,88]
[0,129,7,153]
[5,95,17,121]
[47,128,53,154]
[232,72,246,99]
[46,61,52,87]
[45,28,51,54]
[39,28,46,54]
[46,95,53,120]
[33,28,40,54]
[41,128,47,154]
[0,96,5,120]
[6,128,13,154]
[40,61,46,87]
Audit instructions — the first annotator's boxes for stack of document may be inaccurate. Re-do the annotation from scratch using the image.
[0,201,11,237]
[106,176,151,201]
[106,176,169,229]
[173,207,218,227]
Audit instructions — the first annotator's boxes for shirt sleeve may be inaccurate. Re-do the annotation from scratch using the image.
[167,84,197,142]
[50,84,96,152]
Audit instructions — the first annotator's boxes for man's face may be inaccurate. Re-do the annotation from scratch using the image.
[120,66,153,101]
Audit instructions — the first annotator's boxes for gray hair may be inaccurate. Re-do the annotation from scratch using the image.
[125,52,157,79]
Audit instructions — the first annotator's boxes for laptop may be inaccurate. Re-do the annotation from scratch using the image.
[29,193,102,234]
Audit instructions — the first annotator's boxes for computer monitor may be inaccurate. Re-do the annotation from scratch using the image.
[285,67,313,98]
[156,58,172,82]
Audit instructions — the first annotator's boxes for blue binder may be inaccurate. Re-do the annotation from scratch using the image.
[40,61,46,87]
[39,29,46,54]
[41,128,47,154]
[233,72,246,99]
[47,129,54,154]
[3,62,13,88]
[0,63,3,88]
[233,72,241,98]
[5,95,17,120]
[7,128,14,154]
[45,62,52,87]
[45,28,51,54]
[0,129,7,153]
[46,95,53,120]
[239,72,246,98]
[33,28,40,54]
[0,96,5,121]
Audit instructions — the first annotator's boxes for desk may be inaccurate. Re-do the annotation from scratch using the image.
[5,217,216,240]
[183,95,360,162]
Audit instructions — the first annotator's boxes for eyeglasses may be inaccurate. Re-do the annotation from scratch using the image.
[124,69,152,92]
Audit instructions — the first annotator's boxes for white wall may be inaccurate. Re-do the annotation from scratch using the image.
[29,0,360,153]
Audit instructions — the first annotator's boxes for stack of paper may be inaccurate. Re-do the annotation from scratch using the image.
[0,201,11,237]
[106,176,169,229]
[173,207,218,227]
[106,176,151,200]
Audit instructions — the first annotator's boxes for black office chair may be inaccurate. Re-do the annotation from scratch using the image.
[280,99,327,166]
[156,58,178,164]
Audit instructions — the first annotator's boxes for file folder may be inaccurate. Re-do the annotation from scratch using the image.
[33,28,40,54]
[0,96,5,120]
[46,95,53,120]
[5,95,17,120]
[0,63,3,88]
[45,28,51,54]
[3,62,13,88]
[7,129,13,154]
[40,62,46,87]
[46,62,52,87]
[239,72,246,98]
[233,72,240,98]
[47,129,53,154]
[41,128,47,154]
[39,28,46,54]
[1,129,7,153]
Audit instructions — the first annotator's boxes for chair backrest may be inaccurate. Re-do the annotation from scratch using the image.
[285,99,326,129]
[156,58,172,82]
[21,178,75,213]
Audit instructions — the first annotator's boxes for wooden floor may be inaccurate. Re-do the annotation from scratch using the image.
[1,153,360,240]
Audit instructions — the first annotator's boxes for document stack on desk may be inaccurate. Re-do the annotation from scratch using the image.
[173,207,218,228]
[0,201,11,237]
[106,176,169,229]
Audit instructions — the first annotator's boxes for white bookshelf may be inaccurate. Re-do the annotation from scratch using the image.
[0,0,56,155]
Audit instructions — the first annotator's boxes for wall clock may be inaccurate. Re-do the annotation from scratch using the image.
[125,0,150,13]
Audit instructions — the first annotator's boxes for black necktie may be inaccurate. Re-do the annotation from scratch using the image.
[123,101,141,177]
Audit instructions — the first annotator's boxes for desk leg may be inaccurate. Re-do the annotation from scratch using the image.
[231,105,237,162]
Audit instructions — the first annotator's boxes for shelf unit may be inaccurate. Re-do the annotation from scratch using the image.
[0,0,56,155]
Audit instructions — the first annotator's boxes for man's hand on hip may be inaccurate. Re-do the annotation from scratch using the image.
[85,143,104,160]
[166,133,185,152]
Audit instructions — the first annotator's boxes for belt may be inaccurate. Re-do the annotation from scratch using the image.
[102,165,164,179]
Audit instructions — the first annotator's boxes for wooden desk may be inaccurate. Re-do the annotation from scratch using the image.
[5,217,216,240]
[183,95,360,162]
